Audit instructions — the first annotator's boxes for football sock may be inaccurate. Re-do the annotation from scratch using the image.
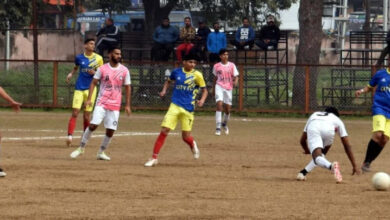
[80,127,92,148]
[67,117,77,135]
[83,119,90,131]
[314,156,332,170]
[216,111,222,129]
[183,136,194,149]
[304,159,317,173]
[99,135,112,153]
[364,139,384,164]
[152,132,167,159]
[299,169,308,176]
[223,113,230,126]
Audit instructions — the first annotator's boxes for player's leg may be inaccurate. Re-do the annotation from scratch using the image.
[82,88,97,131]
[215,84,223,135]
[67,90,84,146]
[362,115,389,172]
[96,109,120,161]
[222,88,233,135]
[179,109,199,159]
[297,145,331,181]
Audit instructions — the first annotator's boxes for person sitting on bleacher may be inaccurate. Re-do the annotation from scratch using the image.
[255,15,280,51]
[194,20,211,63]
[96,18,120,56]
[151,17,179,62]
[176,17,196,62]
[232,17,255,50]
[376,30,390,67]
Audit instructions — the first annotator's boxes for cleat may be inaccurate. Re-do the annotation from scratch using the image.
[223,125,229,135]
[97,152,111,161]
[0,168,6,177]
[70,147,84,159]
[215,129,221,136]
[192,141,200,159]
[66,136,72,147]
[361,162,371,173]
[144,158,158,167]
[331,161,343,183]
[296,172,306,181]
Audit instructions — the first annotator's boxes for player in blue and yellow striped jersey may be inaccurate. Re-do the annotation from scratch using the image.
[356,64,390,172]
[144,52,208,167]
[65,38,103,147]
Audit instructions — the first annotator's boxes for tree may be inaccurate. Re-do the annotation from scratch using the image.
[83,0,133,17]
[0,0,31,29]
[292,0,324,108]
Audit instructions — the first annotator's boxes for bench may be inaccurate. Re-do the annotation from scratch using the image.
[341,31,387,65]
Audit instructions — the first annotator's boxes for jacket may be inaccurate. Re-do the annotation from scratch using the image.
[207,31,227,54]
[153,25,179,44]
[235,26,255,42]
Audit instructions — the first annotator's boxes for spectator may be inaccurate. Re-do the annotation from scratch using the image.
[255,15,280,51]
[207,22,227,63]
[151,18,179,62]
[376,30,390,67]
[232,17,255,50]
[96,18,120,56]
[176,17,196,62]
[194,20,211,62]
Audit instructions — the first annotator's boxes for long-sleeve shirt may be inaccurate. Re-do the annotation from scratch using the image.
[180,26,196,43]
[235,26,255,42]
[207,31,227,54]
[153,25,179,44]
[259,25,280,42]
[96,24,120,41]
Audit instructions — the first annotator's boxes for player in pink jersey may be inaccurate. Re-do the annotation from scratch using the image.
[212,49,239,135]
[70,47,131,161]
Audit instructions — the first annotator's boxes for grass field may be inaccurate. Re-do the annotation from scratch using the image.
[0,111,389,219]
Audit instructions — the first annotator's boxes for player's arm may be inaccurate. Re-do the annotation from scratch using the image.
[66,65,79,84]
[341,136,360,175]
[197,87,208,107]
[124,85,131,116]
[159,79,172,97]
[355,85,373,97]
[0,87,21,112]
[300,132,310,154]
[86,78,99,107]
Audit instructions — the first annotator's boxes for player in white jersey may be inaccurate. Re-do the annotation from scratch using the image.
[70,47,131,161]
[296,107,360,183]
[212,49,239,135]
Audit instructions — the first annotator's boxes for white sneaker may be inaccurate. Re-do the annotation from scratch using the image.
[70,147,84,159]
[296,172,306,181]
[0,168,6,177]
[215,129,221,136]
[97,152,111,161]
[144,158,158,167]
[66,135,72,147]
[192,141,200,159]
[223,125,229,135]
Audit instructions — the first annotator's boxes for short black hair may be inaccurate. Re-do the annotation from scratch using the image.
[183,51,200,61]
[219,49,228,55]
[184,17,191,21]
[84,38,95,44]
[162,17,169,21]
[242,17,249,21]
[325,106,340,117]
[107,18,114,23]
[108,46,120,54]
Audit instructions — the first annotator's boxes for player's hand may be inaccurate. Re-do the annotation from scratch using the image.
[197,100,205,107]
[66,72,73,84]
[87,69,95,75]
[355,89,363,97]
[10,101,21,112]
[85,100,92,107]
[125,105,131,116]
[352,166,361,175]
[159,90,166,97]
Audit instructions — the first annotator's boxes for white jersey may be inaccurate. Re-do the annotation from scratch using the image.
[304,112,348,153]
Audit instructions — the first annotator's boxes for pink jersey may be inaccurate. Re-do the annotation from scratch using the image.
[94,63,131,111]
[213,61,239,90]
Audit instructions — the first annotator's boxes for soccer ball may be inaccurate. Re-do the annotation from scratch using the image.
[372,172,390,191]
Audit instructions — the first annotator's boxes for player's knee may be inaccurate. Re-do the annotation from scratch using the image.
[89,124,98,131]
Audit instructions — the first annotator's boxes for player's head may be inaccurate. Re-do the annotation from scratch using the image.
[266,15,275,25]
[162,17,170,27]
[84,38,95,52]
[184,17,191,27]
[325,106,340,117]
[182,52,199,71]
[242,17,250,27]
[108,47,121,64]
[219,49,229,62]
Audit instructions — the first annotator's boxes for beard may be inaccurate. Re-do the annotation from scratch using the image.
[111,57,121,64]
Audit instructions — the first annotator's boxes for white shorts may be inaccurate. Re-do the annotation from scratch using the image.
[215,84,233,105]
[90,105,120,130]
[306,121,335,154]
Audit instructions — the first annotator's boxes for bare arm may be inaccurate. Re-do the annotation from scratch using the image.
[300,132,310,154]
[66,66,79,84]
[124,85,131,116]
[159,80,172,97]
[233,76,239,87]
[355,85,373,97]
[86,78,98,107]
[0,87,21,112]
[197,87,208,107]
[341,136,360,175]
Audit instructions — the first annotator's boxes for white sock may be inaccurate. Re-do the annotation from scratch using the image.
[304,160,317,173]
[80,127,92,148]
[99,135,112,153]
[223,113,230,126]
[314,156,332,170]
[216,111,222,129]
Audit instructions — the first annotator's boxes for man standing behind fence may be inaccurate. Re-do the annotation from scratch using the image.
[151,18,179,62]
[66,39,103,147]
[207,22,226,63]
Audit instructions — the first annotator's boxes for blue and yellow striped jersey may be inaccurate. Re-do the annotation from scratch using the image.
[74,52,103,90]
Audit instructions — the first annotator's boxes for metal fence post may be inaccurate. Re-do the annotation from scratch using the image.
[305,65,310,114]
[53,61,58,107]
[239,64,244,112]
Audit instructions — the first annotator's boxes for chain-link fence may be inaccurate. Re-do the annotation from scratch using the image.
[0,60,376,114]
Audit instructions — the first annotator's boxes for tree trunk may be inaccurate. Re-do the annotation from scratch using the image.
[292,0,324,109]
[143,0,178,37]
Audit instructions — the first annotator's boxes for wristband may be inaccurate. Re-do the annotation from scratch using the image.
[360,89,364,93]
